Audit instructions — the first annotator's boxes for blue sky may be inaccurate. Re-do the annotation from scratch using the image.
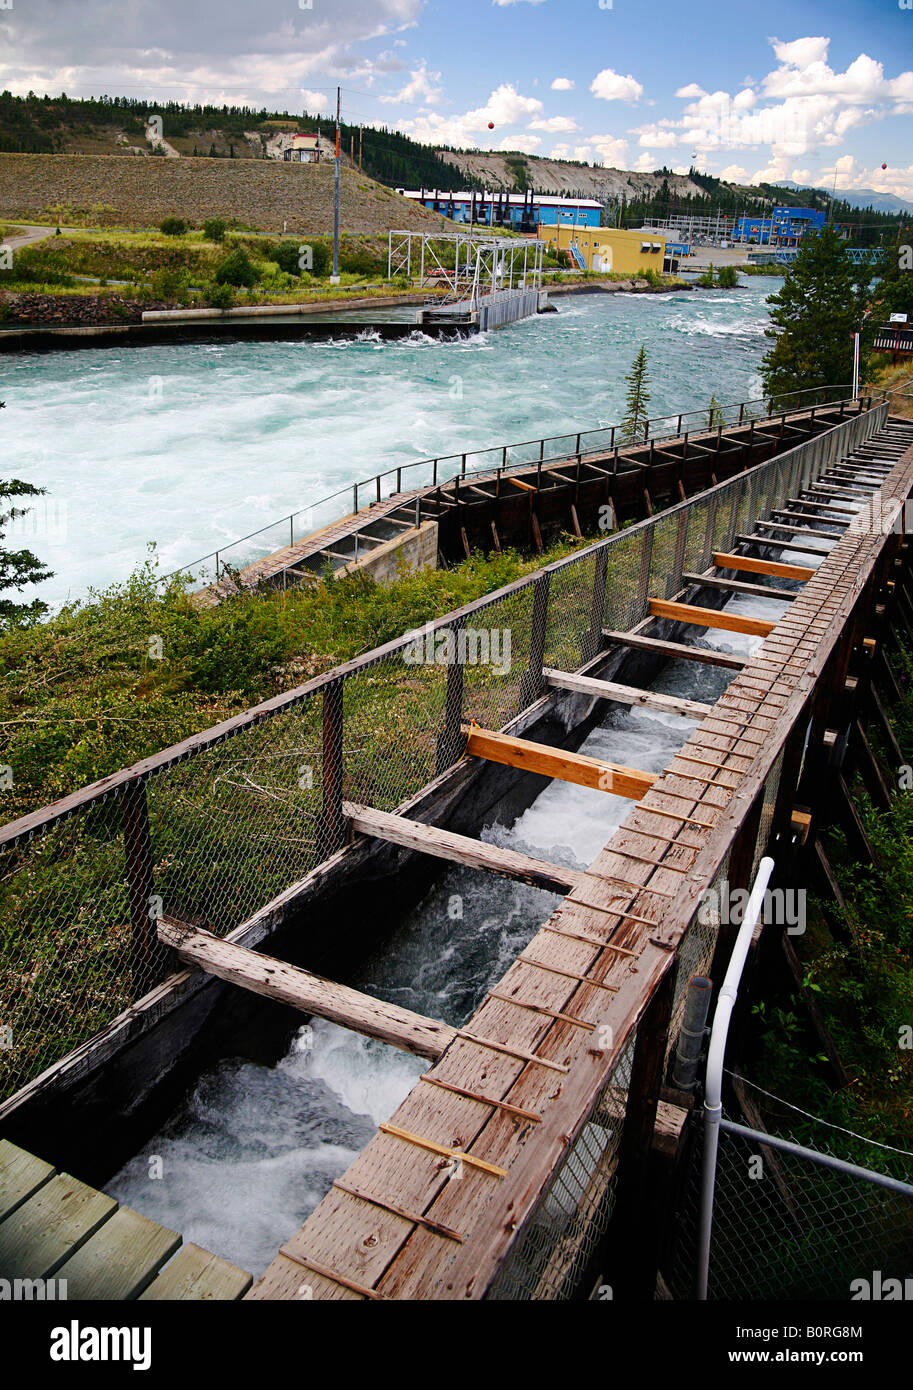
[1,0,911,198]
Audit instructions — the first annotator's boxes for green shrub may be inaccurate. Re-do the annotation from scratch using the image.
[716,264,739,287]
[206,281,236,310]
[214,247,258,287]
[159,217,188,237]
[0,246,73,286]
[267,240,304,276]
[338,243,384,277]
[150,266,190,302]
[203,218,227,243]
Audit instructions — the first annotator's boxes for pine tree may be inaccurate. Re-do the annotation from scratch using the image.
[0,470,54,626]
[620,345,651,443]
[760,226,869,403]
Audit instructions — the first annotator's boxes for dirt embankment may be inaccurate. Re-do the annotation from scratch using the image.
[0,291,169,325]
[438,150,706,202]
[0,154,452,236]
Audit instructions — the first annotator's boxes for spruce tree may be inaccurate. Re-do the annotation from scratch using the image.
[621,344,651,443]
[760,225,868,403]
[0,473,54,626]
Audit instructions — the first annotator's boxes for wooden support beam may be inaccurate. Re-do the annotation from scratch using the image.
[543,667,713,721]
[682,572,797,603]
[735,532,834,558]
[602,629,748,670]
[648,598,776,638]
[712,551,815,582]
[157,917,457,1061]
[754,520,845,541]
[343,801,581,895]
[461,725,656,800]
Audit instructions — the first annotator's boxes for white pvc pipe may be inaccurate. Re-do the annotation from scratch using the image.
[695,855,775,1300]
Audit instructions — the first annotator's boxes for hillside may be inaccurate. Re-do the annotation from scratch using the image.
[439,149,706,202]
[0,154,451,235]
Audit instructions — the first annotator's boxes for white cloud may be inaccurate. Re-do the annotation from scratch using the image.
[718,163,749,182]
[499,134,543,152]
[551,77,575,91]
[528,115,579,132]
[301,89,331,113]
[394,82,544,146]
[379,62,442,105]
[675,83,706,100]
[492,0,546,5]
[588,133,628,166]
[590,68,644,103]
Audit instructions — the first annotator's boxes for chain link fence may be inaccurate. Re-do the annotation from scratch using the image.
[666,1103,913,1301]
[0,403,887,1105]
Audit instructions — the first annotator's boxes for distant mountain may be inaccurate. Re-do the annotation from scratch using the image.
[779,179,913,216]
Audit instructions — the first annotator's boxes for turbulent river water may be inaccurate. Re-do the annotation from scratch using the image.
[4,280,780,610]
[8,272,805,1277]
[106,553,850,1278]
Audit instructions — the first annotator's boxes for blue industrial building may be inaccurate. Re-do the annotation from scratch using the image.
[734,205,826,247]
[398,189,604,231]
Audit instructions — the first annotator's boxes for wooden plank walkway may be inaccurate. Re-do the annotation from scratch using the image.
[0,1138,252,1299]
[246,419,913,1300]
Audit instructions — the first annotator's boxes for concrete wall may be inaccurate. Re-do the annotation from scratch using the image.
[340,519,438,582]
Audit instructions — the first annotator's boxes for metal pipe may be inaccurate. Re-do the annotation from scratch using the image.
[695,855,775,1300]
[671,975,713,1091]
[718,1121,913,1198]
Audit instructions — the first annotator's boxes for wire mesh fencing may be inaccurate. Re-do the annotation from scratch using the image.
[666,1107,913,1301]
[0,404,888,1103]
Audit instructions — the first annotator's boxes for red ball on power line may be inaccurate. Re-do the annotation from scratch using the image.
[488,122,495,130]
[882,162,888,170]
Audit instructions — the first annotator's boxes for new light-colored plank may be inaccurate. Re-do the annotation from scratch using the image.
[55,1206,181,1300]
[712,551,815,582]
[344,802,581,895]
[158,917,457,1061]
[543,668,713,720]
[648,598,777,638]
[139,1243,253,1301]
[462,726,655,800]
[0,1172,117,1278]
[0,1139,55,1222]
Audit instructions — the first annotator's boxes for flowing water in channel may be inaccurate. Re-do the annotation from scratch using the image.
[3,281,780,609]
[107,572,823,1277]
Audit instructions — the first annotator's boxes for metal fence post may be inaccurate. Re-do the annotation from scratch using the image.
[122,779,167,997]
[316,678,346,860]
[519,573,550,711]
[581,548,609,665]
[436,620,466,775]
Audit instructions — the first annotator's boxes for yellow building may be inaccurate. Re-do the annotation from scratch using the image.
[546,224,668,276]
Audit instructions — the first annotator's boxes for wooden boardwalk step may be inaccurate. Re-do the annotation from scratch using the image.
[602,629,748,670]
[0,1172,117,1278]
[648,598,777,638]
[543,668,713,720]
[139,1244,253,1301]
[461,725,656,799]
[54,1206,181,1300]
[158,916,457,1061]
[344,801,581,895]
[712,552,815,582]
[0,1137,54,1222]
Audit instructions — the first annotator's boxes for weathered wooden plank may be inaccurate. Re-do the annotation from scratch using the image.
[681,571,798,602]
[648,598,777,638]
[0,1173,117,1278]
[139,1243,253,1300]
[0,1139,55,1222]
[55,1206,181,1300]
[462,725,655,799]
[602,629,748,669]
[712,551,815,581]
[543,668,713,720]
[344,801,581,894]
[158,917,457,1061]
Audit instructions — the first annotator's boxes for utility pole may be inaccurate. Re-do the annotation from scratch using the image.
[331,86,341,284]
[359,125,363,173]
